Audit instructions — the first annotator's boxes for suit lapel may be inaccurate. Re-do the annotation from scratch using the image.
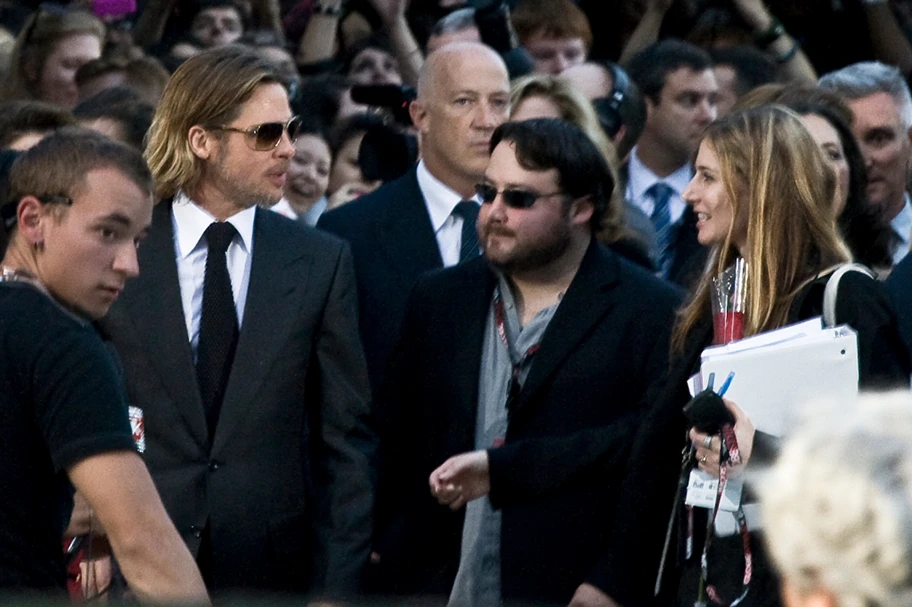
[447,262,497,448]
[512,242,622,419]
[377,169,444,289]
[212,209,311,452]
[124,200,209,444]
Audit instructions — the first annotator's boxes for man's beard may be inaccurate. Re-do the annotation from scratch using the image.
[482,222,573,275]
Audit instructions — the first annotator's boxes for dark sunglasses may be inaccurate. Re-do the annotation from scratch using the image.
[211,116,303,151]
[475,183,566,209]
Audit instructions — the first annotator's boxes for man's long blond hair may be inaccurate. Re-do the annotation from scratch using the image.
[144,45,281,200]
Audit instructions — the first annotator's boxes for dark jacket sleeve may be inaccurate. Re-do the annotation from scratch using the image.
[309,242,377,596]
[799,271,911,388]
[834,272,911,388]
[487,413,639,510]
[584,322,710,606]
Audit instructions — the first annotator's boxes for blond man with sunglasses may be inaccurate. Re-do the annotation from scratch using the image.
[98,45,375,599]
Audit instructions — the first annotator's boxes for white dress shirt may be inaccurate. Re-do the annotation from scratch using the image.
[625,146,693,225]
[890,192,912,266]
[270,197,327,226]
[416,160,479,267]
[171,191,256,360]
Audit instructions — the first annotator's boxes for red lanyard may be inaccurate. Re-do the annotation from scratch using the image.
[493,290,541,415]
[695,424,752,607]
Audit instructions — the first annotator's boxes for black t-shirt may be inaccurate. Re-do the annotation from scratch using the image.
[0,282,136,591]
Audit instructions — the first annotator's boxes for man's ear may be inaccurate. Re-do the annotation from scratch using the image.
[16,196,47,246]
[409,99,429,134]
[569,195,595,227]
[188,125,215,160]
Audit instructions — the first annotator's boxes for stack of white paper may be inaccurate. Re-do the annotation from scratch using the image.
[699,317,859,437]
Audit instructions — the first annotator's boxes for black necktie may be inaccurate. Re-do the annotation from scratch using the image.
[452,200,480,263]
[196,222,238,437]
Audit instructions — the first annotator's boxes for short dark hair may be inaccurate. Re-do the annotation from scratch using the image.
[293,74,351,127]
[74,87,155,151]
[329,112,387,157]
[191,0,249,29]
[489,118,614,233]
[4,129,152,233]
[343,33,395,76]
[0,100,76,149]
[625,39,713,103]
[710,46,778,97]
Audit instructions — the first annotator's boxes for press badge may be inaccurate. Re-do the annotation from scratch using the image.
[684,469,743,511]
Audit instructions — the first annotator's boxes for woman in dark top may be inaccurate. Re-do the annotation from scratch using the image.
[593,106,910,607]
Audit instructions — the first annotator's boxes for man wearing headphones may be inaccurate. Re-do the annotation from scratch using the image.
[562,60,647,163]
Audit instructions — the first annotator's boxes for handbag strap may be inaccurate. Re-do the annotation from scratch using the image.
[823,263,875,328]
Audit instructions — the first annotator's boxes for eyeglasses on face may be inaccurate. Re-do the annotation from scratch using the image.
[211,115,303,151]
[474,183,566,209]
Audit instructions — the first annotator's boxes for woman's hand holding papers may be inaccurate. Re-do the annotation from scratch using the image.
[689,399,755,477]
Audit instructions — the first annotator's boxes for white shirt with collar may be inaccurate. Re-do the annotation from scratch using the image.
[890,192,912,266]
[171,191,257,360]
[416,159,479,268]
[625,146,693,226]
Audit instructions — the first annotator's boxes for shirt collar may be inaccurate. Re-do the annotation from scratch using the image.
[172,190,257,259]
[627,147,693,200]
[416,160,470,231]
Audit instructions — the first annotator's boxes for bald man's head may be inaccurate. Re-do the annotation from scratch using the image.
[417,42,507,100]
[409,42,510,198]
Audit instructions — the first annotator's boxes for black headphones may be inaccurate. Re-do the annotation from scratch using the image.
[592,61,631,138]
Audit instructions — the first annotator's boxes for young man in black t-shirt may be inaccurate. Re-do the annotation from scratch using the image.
[0,131,208,604]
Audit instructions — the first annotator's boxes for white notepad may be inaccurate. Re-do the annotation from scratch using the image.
[699,317,859,437]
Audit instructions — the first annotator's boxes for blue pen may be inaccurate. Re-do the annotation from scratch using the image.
[706,372,715,392]
[718,371,735,397]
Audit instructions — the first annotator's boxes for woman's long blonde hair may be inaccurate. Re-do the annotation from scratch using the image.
[672,106,851,352]
[509,73,627,244]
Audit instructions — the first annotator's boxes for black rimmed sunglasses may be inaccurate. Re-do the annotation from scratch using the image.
[475,183,566,209]
[211,116,303,151]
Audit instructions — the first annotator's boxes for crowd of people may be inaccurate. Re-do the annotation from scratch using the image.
[5,0,912,606]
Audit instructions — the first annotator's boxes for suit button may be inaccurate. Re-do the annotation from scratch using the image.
[208,460,221,471]
[189,525,202,538]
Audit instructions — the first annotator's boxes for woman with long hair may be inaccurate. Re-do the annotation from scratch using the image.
[2,5,105,109]
[735,84,893,274]
[594,106,909,607]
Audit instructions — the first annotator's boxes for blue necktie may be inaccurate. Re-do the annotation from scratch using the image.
[648,182,675,278]
[452,200,480,263]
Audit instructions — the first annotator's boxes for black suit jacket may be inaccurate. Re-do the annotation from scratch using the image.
[373,240,682,604]
[886,253,912,363]
[618,162,708,291]
[317,168,441,395]
[98,201,375,595]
